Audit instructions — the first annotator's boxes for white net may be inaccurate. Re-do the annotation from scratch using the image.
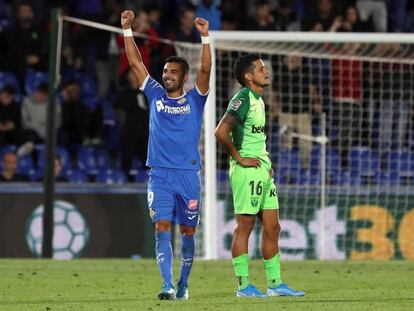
[207,33,414,260]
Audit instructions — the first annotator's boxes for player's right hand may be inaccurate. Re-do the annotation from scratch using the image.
[121,10,134,29]
[238,157,261,168]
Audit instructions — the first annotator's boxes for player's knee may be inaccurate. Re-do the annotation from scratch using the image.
[263,222,281,238]
[234,223,254,237]
[155,220,172,232]
[180,225,196,235]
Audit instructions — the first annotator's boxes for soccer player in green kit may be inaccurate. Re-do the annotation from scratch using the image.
[215,53,305,297]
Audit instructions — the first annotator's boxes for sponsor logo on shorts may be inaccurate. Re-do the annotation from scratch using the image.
[229,99,242,111]
[251,198,259,207]
[189,200,199,210]
[149,207,156,219]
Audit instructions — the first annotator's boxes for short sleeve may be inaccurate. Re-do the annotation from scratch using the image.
[188,87,208,109]
[141,75,164,101]
[226,96,250,123]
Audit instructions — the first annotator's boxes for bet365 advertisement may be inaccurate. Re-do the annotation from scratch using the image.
[217,194,414,260]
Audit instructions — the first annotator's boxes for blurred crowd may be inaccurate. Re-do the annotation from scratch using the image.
[1,0,414,184]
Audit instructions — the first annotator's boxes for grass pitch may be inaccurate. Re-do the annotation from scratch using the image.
[0,259,413,310]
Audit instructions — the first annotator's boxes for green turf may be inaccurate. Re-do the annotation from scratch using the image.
[0,259,413,310]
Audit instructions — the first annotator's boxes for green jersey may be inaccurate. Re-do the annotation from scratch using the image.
[226,87,271,167]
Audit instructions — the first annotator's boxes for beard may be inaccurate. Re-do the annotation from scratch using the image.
[164,80,184,93]
[254,79,271,88]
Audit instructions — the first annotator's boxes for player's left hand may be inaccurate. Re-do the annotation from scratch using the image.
[194,17,209,36]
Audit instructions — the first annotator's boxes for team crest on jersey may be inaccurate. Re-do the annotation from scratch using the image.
[177,98,187,105]
[188,200,199,210]
[229,99,242,111]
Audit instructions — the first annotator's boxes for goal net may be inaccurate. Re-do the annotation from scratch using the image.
[57,14,414,261]
[200,31,414,260]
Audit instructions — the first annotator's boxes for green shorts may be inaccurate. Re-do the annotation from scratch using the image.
[229,163,279,215]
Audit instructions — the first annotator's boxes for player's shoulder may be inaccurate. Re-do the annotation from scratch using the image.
[233,87,251,100]
[142,75,165,95]
[228,88,251,110]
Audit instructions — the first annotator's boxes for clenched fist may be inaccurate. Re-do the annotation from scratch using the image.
[194,17,209,36]
[121,10,134,29]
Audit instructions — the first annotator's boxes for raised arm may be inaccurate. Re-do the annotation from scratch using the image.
[121,10,149,87]
[215,113,261,168]
[194,17,211,94]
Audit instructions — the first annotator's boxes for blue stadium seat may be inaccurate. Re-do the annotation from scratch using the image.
[127,157,145,177]
[37,146,72,172]
[379,170,400,185]
[16,154,34,175]
[82,96,101,110]
[349,146,380,181]
[135,169,149,183]
[95,168,127,184]
[101,97,120,150]
[77,146,111,175]
[388,149,414,177]
[74,72,97,98]
[382,149,414,185]
[65,169,88,183]
[217,169,228,182]
[0,144,17,160]
[0,17,13,29]
[297,168,321,185]
[310,148,342,185]
[0,72,21,100]
[24,71,49,94]
[277,147,301,184]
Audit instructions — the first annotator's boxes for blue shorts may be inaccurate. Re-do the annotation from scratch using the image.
[147,167,201,227]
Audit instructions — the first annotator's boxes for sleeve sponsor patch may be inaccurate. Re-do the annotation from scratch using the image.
[229,99,242,111]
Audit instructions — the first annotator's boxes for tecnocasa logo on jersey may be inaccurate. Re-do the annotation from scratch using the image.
[156,100,191,115]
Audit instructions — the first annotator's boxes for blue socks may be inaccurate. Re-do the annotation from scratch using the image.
[155,232,195,288]
[155,231,173,286]
[177,234,195,287]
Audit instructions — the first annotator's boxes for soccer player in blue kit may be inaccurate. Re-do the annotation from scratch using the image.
[121,10,211,300]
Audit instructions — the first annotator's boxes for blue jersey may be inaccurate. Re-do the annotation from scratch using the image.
[142,75,208,170]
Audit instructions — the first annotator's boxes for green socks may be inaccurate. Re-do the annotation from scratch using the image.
[233,253,282,290]
[263,253,282,288]
[232,253,250,290]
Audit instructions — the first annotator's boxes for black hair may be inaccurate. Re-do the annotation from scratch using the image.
[255,0,269,7]
[165,56,190,75]
[61,77,79,89]
[178,4,196,17]
[233,53,261,86]
[37,82,48,93]
[143,3,161,13]
[0,84,15,94]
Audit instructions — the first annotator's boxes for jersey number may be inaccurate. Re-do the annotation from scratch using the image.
[249,181,263,196]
